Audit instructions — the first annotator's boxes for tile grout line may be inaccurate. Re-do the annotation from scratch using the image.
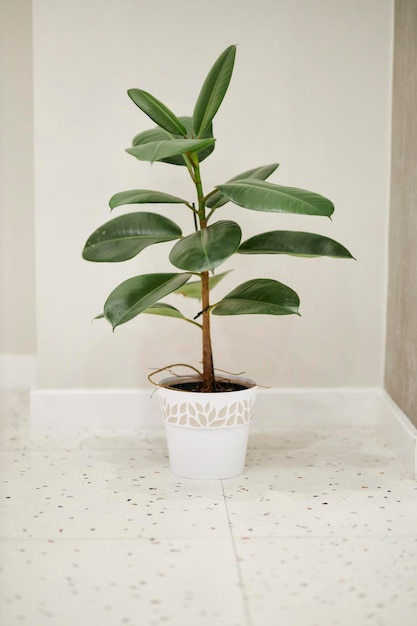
[221,480,254,626]
[2,532,417,542]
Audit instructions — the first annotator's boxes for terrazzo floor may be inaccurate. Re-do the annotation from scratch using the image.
[1,390,417,626]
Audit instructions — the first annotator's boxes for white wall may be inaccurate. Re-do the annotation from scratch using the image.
[32,0,393,390]
[0,0,36,354]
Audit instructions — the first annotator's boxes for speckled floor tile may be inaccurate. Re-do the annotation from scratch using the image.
[248,426,389,451]
[235,536,417,626]
[0,449,228,539]
[0,538,245,626]
[222,447,417,537]
[0,427,168,451]
[2,390,417,626]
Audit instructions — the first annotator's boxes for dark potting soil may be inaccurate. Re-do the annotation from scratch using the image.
[168,380,250,393]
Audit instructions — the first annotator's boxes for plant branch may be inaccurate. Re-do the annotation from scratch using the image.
[205,207,217,222]
[202,188,218,203]
[183,153,196,183]
[185,202,199,214]
[184,317,203,329]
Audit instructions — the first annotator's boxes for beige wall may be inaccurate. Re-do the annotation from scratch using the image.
[385,0,417,424]
[31,0,393,390]
[0,0,36,354]
[4,0,416,422]
[1,1,394,393]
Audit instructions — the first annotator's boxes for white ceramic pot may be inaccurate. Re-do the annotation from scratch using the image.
[158,377,257,480]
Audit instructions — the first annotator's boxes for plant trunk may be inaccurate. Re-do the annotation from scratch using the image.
[201,270,215,392]
[191,158,216,392]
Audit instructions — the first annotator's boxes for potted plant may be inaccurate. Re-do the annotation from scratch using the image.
[82,45,353,479]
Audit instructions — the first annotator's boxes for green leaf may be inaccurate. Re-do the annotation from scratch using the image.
[206,163,279,209]
[142,302,186,319]
[212,278,300,316]
[132,126,170,146]
[127,89,187,135]
[238,231,354,258]
[193,45,236,137]
[132,117,215,166]
[169,221,241,272]
[103,273,192,328]
[216,179,334,217]
[175,270,232,299]
[109,189,189,210]
[82,213,182,262]
[126,138,215,163]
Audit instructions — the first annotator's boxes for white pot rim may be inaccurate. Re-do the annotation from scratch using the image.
[158,375,257,395]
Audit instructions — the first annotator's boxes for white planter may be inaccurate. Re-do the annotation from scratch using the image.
[158,377,257,479]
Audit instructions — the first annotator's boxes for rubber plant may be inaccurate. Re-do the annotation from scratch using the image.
[82,45,354,393]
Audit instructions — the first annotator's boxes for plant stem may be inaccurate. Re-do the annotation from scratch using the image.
[191,157,216,392]
[201,271,215,392]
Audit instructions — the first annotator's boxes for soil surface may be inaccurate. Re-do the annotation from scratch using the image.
[167,380,251,393]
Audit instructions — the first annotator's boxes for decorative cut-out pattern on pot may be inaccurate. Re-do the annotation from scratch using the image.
[160,396,255,428]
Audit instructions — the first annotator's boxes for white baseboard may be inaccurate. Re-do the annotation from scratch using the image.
[254,387,379,427]
[29,386,417,478]
[30,386,380,430]
[30,388,161,429]
[0,354,36,388]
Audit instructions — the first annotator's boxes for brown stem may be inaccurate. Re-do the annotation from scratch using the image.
[190,157,216,393]
[201,270,215,392]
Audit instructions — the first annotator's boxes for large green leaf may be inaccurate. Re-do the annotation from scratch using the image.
[127,89,186,135]
[238,231,354,258]
[103,273,192,328]
[212,278,300,316]
[169,221,241,272]
[206,163,279,210]
[126,138,215,163]
[193,45,236,137]
[216,179,334,217]
[109,189,189,210]
[132,126,170,146]
[132,117,215,166]
[142,302,186,319]
[175,270,232,299]
[82,213,182,262]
